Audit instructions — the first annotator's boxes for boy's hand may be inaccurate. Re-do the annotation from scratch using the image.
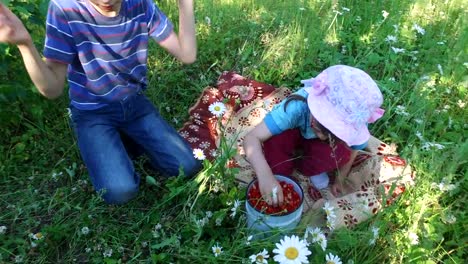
[0,3,32,45]
[258,176,284,207]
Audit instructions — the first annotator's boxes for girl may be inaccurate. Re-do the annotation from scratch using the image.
[243,65,385,206]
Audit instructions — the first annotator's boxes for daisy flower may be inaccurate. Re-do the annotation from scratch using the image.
[391,47,405,54]
[193,148,206,160]
[230,199,242,218]
[212,243,223,257]
[273,235,311,264]
[408,232,419,245]
[325,253,342,264]
[0,225,6,234]
[385,35,397,43]
[412,23,425,35]
[81,226,90,235]
[208,102,227,117]
[249,249,269,264]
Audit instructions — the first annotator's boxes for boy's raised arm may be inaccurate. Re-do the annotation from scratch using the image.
[0,3,67,99]
[158,0,197,64]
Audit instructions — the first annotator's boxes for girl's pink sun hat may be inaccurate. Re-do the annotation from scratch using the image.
[302,65,385,146]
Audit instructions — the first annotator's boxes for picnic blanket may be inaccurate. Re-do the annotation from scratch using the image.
[179,71,415,230]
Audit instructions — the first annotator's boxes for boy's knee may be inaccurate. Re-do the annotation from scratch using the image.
[95,176,139,205]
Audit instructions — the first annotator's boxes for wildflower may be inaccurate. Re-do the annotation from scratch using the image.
[249,249,269,264]
[369,226,379,245]
[395,105,409,116]
[304,226,321,240]
[412,24,425,35]
[230,199,242,218]
[141,241,148,248]
[206,211,213,218]
[323,202,335,218]
[204,16,211,25]
[342,7,350,12]
[85,247,92,253]
[246,235,253,246]
[31,232,44,240]
[0,226,6,234]
[212,243,223,257]
[385,35,397,43]
[81,227,90,235]
[355,16,362,22]
[391,47,405,54]
[317,233,327,251]
[15,255,23,263]
[421,142,445,151]
[155,223,162,230]
[382,10,389,19]
[103,248,113,258]
[215,217,222,226]
[208,102,227,117]
[441,213,457,224]
[273,235,311,264]
[437,64,443,75]
[408,232,419,245]
[193,148,206,160]
[326,253,343,264]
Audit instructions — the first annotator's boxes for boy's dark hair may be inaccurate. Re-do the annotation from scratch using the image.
[283,94,338,143]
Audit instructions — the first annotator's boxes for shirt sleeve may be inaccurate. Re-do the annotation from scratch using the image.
[264,100,305,135]
[147,0,174,42]
[43,1,76,64]
[350,141,368,150]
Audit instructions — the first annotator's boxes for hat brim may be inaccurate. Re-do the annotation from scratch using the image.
[306,88,370,146]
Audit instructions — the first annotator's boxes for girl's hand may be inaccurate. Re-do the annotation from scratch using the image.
[258,176,284,207]
[0,4,32,45]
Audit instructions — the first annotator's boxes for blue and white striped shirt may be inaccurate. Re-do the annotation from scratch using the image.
[44,0,173,110]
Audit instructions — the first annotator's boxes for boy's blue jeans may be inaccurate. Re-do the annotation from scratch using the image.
[69,92,201,204]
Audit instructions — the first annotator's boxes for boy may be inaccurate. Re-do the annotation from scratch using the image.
[0,0,201,204]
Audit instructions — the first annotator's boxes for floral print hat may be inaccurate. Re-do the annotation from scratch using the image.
[302,65,385,146]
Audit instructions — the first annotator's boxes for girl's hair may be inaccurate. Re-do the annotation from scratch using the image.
[283,94,339,143]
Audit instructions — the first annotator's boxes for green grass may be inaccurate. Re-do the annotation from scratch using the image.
[0,0,467,263]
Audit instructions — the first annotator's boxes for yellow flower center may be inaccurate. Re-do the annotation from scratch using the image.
[214,106,221,111]
[327,261,336,264]
[256,255,264,262]
[285,247,299,260]
[215,248,221,254]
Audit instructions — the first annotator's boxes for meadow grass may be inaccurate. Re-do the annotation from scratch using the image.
[0,0,466,263]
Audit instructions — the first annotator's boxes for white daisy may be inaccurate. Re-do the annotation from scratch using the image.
[212,243,223,257]
[323,202,335,218]
[325,253,342,264]
[230,199,242,218]
[412,23,425,35]
[249,249,269,264]
[391,47,405,54]
[408,232,419,245]
[0,225,6,234]
[273,235,311,264]
[81,226,90,235]
[310,232,327,251]
[193,148,206,160]
[208,102,227,117]
[385,35,397,43]
[246,235,253,245]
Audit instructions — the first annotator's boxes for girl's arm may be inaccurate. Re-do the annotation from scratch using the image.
[331,149,358,196]
[243,121,284,206]
[158,0,196,64]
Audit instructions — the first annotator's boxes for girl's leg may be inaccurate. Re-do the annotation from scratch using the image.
[262,129,302,176]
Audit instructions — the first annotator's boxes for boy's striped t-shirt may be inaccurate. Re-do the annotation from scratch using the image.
[44,0,173,110]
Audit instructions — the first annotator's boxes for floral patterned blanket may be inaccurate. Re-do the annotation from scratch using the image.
[179,71,415,230]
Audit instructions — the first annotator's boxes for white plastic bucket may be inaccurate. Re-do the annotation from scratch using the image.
[245,175,304,236]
